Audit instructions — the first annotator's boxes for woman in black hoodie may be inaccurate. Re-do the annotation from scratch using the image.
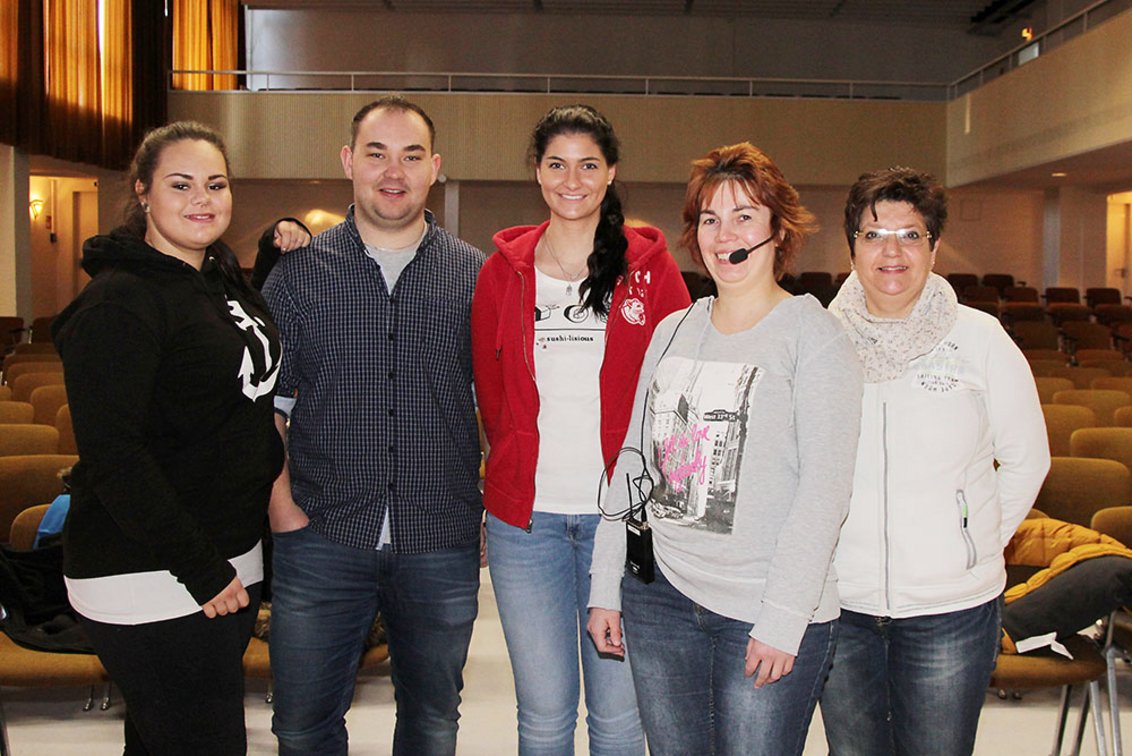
[53,122,285,755]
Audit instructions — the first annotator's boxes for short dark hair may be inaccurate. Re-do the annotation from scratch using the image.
[350,95,436,150]
[680,142,816,280]
[843,167,947,257]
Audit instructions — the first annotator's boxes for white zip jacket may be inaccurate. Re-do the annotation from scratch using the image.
[833,305,1050,618]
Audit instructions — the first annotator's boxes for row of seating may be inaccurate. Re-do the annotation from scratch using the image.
[1015,321,1132,358]
[1030,370,1132,521]
[1026,358,1132,751]
[679,270,1129,328]
[0,364,73,458]
[946,272,1021,295]
[943,274,1121,310]
[968,289,1132,330]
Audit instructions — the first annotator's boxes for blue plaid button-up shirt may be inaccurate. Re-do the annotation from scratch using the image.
[262,208,485,553]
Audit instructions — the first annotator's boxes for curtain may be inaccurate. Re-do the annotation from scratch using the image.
[4,0,166,168]
[130,0,168,159]
[100,0,133,168]
[0,1,17,145]
[5,0,46,153]
[173,0,237,91]
[43,0,102,162]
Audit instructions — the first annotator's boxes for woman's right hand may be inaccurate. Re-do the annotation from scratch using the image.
[587,607,626,657]
[202,577,249,619]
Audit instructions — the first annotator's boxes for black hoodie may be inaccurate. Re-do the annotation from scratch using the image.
[52,229,284,606]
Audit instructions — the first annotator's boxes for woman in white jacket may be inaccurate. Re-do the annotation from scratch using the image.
[821,167,1050,756]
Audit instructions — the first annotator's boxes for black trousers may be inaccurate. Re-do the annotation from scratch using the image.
[80,583,262,756]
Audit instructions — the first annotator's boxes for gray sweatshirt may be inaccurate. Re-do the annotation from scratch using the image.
[589,295,863,655]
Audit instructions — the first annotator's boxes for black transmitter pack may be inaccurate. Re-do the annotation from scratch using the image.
[625,513,655,584]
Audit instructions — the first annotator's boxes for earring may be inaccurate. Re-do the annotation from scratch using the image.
[141,202,150,214]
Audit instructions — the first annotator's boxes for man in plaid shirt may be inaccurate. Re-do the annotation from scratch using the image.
[262,96,485,756]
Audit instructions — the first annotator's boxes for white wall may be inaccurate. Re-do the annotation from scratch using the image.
[1106,192,1131,293]
[947,6,1132,187]
[1,145,32,320]
[29,176,99,317]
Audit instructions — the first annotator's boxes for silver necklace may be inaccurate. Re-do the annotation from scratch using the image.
[541,234,587,297]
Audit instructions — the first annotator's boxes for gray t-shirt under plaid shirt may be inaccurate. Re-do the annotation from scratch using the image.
[262,208,486,553]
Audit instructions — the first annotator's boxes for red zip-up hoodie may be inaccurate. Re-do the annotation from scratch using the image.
[471,221,691,528]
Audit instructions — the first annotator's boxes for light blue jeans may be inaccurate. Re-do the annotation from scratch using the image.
[486,512,645,756]
[269,526,480,756]
[820,598,1001,756]
[621,566,836,756]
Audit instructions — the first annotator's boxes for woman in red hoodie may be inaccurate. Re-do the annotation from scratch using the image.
[472,104,690,754]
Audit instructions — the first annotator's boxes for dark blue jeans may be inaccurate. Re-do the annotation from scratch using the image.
[820,598,1001,756]
[269,526,480,756]
[621,567,836,756]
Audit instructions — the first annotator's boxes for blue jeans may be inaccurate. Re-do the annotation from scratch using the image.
[620,567,835,756]
[487,512,644,756]
[820,598,1001,756]
[269,526,480,756]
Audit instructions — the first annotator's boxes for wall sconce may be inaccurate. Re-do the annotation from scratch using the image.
[29,198,45,220]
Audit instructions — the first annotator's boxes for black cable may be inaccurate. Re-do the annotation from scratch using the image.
[595,301,698,522]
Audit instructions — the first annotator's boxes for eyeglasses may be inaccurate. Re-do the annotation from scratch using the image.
[852,228,932,247]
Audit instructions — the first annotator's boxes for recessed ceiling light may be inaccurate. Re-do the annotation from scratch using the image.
[1051,172,1068,178]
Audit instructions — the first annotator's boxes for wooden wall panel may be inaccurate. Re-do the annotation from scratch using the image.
[169,91,947,185]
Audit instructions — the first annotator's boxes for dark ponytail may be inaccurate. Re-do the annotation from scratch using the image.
[530,104,627,318]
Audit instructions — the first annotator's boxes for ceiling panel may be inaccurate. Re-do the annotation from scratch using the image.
[245,1,1017,30]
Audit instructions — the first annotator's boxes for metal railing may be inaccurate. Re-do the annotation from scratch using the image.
[171,69,951,101]
[948,0,1132,98]
[169,0,1129,103]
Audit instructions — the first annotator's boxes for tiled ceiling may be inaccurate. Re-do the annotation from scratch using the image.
[246,1,1036,31]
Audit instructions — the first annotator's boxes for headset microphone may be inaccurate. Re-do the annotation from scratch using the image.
[727,235,775,265]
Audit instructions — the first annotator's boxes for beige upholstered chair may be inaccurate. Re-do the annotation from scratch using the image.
[0,402,34,425]
[28,384,68,427]
[1034,457,1132,527]
[0,454,76,541]
[1053,389,1132,426]
[1042,404,1098,457]
[0,425,61,457]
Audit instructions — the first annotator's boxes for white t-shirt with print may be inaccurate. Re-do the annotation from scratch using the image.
[532,268,608,513]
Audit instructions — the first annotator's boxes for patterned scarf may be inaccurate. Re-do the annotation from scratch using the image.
[829,271,958,383]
